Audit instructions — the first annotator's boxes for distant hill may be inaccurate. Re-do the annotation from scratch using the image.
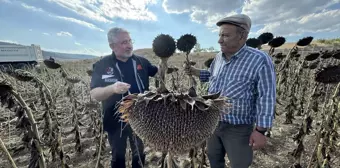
[0,41,97,60]
[42,50,97,60]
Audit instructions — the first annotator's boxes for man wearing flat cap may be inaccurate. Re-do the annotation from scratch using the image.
[184,14,276,168]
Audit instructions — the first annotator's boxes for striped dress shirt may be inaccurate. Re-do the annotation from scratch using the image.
[200,44,276,128]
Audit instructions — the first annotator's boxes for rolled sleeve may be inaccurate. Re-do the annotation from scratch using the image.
[255,57,276,128]
[199,70,211,82]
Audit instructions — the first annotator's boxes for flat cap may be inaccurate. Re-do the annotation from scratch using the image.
[216,14,251,32]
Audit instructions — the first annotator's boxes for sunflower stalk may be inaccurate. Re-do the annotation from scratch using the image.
[57,128,68,168]
[290,84,319,166]
[284,100,296,124]
[42,61,74,167]
[189,147,198,168]
[38,84,54,145]
[199,142,208,168]
[94,114,104,168]
[166,152,178,168]
[158,57,169,93]
[68,82,83,153]
[177,33,198,94]
[33,77,55,111]
[10,89,47,168]
[0,137,18,168]
[307,82,340,168]
[185,52,197,90]
[276,47,297,94]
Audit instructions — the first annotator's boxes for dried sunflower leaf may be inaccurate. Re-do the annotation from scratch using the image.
[194,100,209,111]
[183,95,195,110]
[202,91,221,100]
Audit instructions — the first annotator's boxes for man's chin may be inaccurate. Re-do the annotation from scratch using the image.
[123,53,133,58]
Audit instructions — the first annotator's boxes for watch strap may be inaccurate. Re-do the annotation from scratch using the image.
[255,127,267,135]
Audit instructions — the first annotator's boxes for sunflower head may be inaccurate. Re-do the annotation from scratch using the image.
[297,36,313,46]
[0,80,13,96]
[177,34,197,53]
[257,32,274,44]
[246,38,262,48]
[332,50,340,60]
[43,57,61,69]
[315,65,340,84]
[304,52,320,61]
[152,34,177,58]
[268,36,286,48]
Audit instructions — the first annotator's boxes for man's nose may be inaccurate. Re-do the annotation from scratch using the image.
[218,37,223,44]
[127,43,133,48]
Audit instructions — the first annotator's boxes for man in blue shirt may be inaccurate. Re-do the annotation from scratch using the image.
[90,27,158,168]
[184,14,276,168]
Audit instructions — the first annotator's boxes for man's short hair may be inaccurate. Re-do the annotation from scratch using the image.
[236,26,248,38]
[107,27,129,44]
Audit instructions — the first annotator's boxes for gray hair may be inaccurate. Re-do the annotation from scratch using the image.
[107,27,129,44]
[236,26,248,39]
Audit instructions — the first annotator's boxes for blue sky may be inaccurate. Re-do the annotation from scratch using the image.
[0,0,339,56]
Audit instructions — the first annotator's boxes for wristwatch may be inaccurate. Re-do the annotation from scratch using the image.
[255,127,267,135]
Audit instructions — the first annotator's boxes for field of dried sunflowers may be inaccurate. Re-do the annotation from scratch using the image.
[1,33,340,168]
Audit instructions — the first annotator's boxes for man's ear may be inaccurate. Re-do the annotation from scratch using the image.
[109,43,114,50]
[240,32,248,42]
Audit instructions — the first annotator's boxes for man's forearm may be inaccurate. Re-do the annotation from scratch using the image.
[90,85,115,101]
[191,68,201,77]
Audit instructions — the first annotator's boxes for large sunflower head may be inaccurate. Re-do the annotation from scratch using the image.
[152,34,176,58]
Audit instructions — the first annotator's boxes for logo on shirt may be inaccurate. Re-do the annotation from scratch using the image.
[102,74,117,83]
[137,64,143,70]
[104,78,118,83]
[106,67,114,75]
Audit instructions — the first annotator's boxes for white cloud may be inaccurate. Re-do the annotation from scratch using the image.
[163,0,340,36]
[162,0,243,31]
[57,31,73,37]
[42,33,50,36]
[242,0,339,25]
[190,11,238,32]
[255,9,340,36]
[52,15,104,32]
[21,3,44,12]
[163,0,242,14]
[74,42,82,46]
[20,3,104,32]
[0,39,19,44]
[48,0,157,22]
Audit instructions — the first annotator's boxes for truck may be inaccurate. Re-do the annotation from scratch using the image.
[0,44,44,69]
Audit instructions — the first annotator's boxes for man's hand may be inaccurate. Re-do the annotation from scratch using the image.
[182,64,201,77]
[249,128,267,150]
[111,81,131,94]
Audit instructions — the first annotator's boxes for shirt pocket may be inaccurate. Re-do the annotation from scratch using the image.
[225,76,254,99]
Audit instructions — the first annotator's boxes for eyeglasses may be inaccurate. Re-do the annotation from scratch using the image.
[119,39,134,45]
